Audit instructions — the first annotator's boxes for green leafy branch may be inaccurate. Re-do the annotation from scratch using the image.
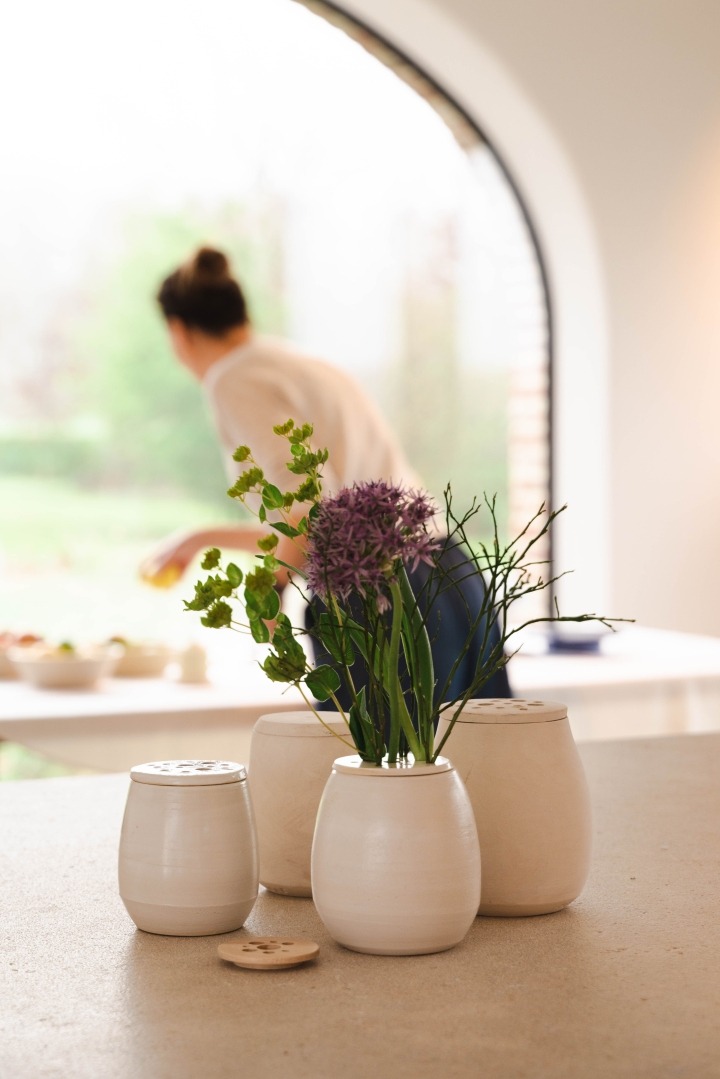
[184,421,631,767]
[183,422,355,751]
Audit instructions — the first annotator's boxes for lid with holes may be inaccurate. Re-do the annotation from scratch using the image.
[218,937,319,969]
[129,760,246,785]
[445,699,568,724]
[253,711,349,737]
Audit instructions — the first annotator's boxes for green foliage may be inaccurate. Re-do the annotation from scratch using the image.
[260,614,308,683]
[0,474,243,646]
[0,475,224,561]
[0,431,106,484]
[382,362,509,543]
[185,423,628,767]
[305,664,341,701]
[200,548,222,571]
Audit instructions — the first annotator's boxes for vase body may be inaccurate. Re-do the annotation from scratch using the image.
[311,755,480,955]
[118,759,258,935]
[249,711,352,896]
[436,699,592,916]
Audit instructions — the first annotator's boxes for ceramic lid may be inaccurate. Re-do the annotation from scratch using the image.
[253,711,350,737]
[331,755,452,776]
[130,760,246,785]
[443,699,568,724]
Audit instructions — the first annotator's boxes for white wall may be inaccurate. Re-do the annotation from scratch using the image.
[340,0,720,634]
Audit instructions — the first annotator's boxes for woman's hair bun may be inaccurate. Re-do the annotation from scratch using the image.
[158,245,248,333]
[184,246,230,286]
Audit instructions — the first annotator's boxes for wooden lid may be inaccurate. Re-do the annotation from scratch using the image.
[218,937,319,969]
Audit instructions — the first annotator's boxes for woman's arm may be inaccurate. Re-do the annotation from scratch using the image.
[140,521,308,589]
[139,524,267,584]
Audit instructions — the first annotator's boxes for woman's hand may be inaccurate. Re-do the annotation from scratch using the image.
[139,531,205,588]
[139,523,276,588]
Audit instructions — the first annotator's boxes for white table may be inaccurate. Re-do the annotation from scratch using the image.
[1,626,719,772]
[0,656,303,771]
[1,733,718,1078]
[512,624,720,741]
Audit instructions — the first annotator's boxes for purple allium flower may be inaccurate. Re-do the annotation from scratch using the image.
[305,481,440,611]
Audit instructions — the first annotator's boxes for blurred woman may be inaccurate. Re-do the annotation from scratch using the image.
[147,245,510,702]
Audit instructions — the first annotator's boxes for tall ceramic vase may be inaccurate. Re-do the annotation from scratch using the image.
[311,755,481,955]
[248,710,353,896]
[436,699,592,916]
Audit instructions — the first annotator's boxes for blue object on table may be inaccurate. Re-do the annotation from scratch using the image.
[548,631,605,654]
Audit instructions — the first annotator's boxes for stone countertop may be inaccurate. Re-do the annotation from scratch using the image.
[2,733,719,1079]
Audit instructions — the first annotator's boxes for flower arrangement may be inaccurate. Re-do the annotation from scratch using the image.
[186,420,620,765]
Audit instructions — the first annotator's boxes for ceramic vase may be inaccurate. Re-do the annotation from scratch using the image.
[118,758,258,935]
[248,710,352,896]
[311,755,480,955]
[435,699,592,916]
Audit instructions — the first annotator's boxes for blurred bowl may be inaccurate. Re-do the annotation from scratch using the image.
[111,641,172,678]
[0,634,44,679]
[7,644,121,689]
[0,652,15,679]
[547,624,613,654]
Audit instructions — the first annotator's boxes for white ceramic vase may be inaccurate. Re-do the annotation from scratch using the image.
[118,759,258,936]
[248,710,352,896]
[311,755,481,955]
[436,699,592,916]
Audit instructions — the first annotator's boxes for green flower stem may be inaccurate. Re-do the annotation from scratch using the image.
[387,579,423,763]
[296,685,356,751]
[189,426,630,771]
[328,593,363,707]
[397,563,434,754]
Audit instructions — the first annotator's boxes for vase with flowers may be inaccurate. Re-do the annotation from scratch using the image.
[186,421,621,954]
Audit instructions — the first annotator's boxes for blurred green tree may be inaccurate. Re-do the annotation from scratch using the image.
[67,198,286,507]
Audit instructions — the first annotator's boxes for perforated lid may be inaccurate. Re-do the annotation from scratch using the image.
[443,699,568,724]
[253,711,350,738]
[129,759,246,785]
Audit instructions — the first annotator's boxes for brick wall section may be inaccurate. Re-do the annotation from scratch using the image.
[509,364,552,612]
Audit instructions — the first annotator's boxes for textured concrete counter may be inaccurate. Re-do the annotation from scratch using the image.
[2,734,719,1078]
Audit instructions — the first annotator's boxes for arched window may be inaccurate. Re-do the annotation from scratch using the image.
[0,0,551,646]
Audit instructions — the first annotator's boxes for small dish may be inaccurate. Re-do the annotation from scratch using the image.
[109,639,172,678]
[547,624,613,654]
[0,633,44,679]
[7,642,121,689]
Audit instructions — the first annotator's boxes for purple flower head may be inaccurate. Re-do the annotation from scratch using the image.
[305,481,440,611]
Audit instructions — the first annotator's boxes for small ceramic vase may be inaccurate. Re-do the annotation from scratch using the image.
[311,755,481,955]
[436,699,592,916]
[118,759,258,935]
[249,711,353,896]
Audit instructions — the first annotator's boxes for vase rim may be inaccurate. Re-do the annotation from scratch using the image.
[441,698,568,724]
[331,754,453,777]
